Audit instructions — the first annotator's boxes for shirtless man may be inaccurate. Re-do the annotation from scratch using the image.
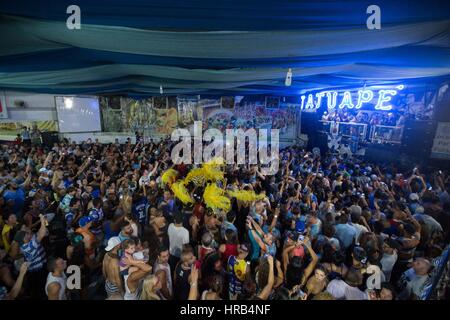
[102,237,123,299]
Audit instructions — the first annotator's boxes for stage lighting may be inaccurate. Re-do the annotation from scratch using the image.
[64,97,73,109]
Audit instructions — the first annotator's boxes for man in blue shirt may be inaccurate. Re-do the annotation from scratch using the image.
[334,213,357,249]
[3,179,27,219]
[132,192,149,226]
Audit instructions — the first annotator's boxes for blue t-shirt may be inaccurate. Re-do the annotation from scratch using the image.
[295,216,307,233]
[334,223,357,249]
[248,230,261,261]
[3,187,26,217]
[132,197,148,225]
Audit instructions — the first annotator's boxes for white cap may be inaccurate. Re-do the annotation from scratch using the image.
[105,236,122,251]
[39,167,48,174]
[409,193,420,201]
[415,206,425,214]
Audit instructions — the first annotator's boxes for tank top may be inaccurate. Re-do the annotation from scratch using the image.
[45,272,67,300]
[124,274,141,300]
[153,261,173,299]
[173,263,191,300]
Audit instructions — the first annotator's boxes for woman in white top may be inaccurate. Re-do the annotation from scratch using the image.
[201,275,223,300]
[123,258,152,300]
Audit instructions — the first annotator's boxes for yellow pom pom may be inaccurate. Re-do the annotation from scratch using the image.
[171,181,194,205]
[161,169,178,185]
[202,157,225,182]
[203,183,231,212]
[202,165,224,182]
[227,189,265,203]
[204,157,225,168]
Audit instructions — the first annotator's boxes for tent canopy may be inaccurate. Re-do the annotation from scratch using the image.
[0,0,449,96]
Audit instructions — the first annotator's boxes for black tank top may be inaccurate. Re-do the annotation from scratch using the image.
[174,263,191,300]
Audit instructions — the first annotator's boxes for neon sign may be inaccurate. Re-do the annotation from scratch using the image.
[301,85,405,111]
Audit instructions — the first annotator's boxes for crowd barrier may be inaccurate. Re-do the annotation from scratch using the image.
[320,121,404,144]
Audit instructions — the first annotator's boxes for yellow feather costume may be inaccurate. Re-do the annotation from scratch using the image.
[227,189,265,203]
[203,183,231,212]
[161,168,178,185]
[170,181,194,205]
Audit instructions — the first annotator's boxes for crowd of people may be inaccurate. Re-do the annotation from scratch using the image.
[0,136,449,300]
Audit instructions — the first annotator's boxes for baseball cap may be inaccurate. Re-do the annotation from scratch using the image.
[39,167,48,174]
[353,246,367,263]
[238,243,249,253]
[78,216,93,228]
[409,193,419,201]
[105,236,122,251]
[415,206,425,214]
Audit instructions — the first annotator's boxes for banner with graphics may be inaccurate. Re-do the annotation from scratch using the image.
[203,101,297,139]
[0,120,58,134]
[0,92,7,119]
[431,122,450,160]
[177,96,199,127]
[154,107,178,135]
[121,98,155,133]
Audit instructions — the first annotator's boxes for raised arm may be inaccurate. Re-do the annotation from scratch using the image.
[282,244,296,273]
[37,214,48,242]
[257,256,274,300]
[248,218,267,252]
[268,208,280,232]
[188,265,199,300]
[300,237,319,287]
[7,262,28,300]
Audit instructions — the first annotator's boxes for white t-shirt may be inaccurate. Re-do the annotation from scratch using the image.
[326,279,368,300]
[381,251,398,282]
[168,224,189,258]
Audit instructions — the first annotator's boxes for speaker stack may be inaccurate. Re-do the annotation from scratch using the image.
[40,131,60,147]
[301,112,328,151]
[401,120,435,161]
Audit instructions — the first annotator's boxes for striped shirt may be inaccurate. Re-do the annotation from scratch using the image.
[20,235,46,272]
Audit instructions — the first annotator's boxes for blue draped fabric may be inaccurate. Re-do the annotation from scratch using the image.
[0,0,449,96]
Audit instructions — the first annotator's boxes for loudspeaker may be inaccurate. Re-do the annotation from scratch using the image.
[307,132,328,152]
[41,131,59,147]
[365,144,401,163]
[401,120,435,158]
[301,112,320,135]
[434,88,450,121]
